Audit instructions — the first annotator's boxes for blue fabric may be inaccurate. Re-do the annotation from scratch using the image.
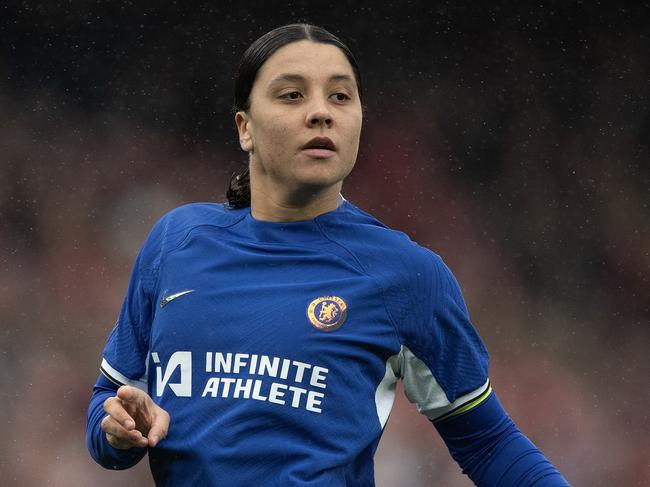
[86,200,560,485]
[321,205,489,405]
[435,392,571,486]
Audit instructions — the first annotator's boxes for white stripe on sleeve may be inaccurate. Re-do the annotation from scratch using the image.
[101,357,148,392]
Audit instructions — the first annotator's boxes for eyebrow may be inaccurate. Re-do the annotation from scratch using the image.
[268,73,355,86]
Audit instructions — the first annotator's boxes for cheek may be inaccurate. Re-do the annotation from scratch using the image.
[344,107,363,134]
[257,122,291,155]
[342,116,363,152]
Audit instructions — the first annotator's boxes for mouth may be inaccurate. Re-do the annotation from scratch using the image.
[301,137,336,158]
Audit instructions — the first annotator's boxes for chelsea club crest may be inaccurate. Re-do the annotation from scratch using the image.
[307,296,347,332]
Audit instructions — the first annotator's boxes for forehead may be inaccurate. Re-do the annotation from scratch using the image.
[255,40,355,85]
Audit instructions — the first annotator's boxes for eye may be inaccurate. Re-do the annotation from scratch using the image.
[280,91,303,101]
[330,92,351,103]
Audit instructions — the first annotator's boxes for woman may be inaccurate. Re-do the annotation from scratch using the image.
[87,24,570,486]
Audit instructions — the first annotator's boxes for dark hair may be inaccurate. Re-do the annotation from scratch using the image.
[227,23,362,208]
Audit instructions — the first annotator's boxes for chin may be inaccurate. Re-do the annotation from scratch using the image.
[293,174,346,192]
[291,179,338,194]
[293,163,353,187]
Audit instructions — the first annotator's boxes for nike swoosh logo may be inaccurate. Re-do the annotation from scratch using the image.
[160,290,195,308]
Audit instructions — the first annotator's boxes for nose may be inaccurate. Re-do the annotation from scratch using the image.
[306,97,332,128]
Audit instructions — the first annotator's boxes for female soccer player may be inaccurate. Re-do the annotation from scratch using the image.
[87,24,571,486]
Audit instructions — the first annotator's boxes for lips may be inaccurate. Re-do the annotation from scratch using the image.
[301,137,336,159]
[301,137,336,151]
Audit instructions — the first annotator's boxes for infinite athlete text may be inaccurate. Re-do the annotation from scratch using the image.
[201,352,328,413]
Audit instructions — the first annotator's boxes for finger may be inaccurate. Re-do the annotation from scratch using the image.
[103,396,136,430]
[101,415,148,449]
[116,386,149,424]
[101,415,139,439]
[106,431,149,450]
[116,385,145,405]
[117,386,157,430]
[147,407,171,447]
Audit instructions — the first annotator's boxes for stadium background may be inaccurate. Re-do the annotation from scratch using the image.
[1,2,648,485]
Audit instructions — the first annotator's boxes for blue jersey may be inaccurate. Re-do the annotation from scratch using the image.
[93,199,491,485]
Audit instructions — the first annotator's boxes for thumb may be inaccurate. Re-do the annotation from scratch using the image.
[147,407,170,448]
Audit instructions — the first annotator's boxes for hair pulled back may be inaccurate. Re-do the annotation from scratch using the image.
[227,23,362,208]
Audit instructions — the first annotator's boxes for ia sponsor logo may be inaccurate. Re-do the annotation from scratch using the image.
[151,351,192,397]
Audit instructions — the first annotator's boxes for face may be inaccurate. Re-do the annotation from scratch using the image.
[236,40,362,196]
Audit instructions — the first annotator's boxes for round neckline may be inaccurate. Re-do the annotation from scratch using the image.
[238,200,350,244]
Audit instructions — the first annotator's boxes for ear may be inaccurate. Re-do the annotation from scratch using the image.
[235,111,254,152]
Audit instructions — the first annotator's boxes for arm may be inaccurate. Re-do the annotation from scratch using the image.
[86,374,170,469]
[87,216,167,469]
[392,249,570,485]
[86,374,147,469]
[434,391,571,486]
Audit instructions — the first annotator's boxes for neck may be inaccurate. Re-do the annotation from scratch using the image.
[250,180,343,222]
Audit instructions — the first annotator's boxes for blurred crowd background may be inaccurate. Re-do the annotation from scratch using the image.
[1,2,648,486]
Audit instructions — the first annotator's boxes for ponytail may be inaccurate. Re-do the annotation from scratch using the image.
[226,165,251,208]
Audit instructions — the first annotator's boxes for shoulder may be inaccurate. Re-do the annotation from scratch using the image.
[323,200,447,280]
[138,202,246,269]
[159,201,245,227]
[157,201,245,242]
[157,201,244,234]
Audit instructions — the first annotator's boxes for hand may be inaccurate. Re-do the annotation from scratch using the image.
[101,385,170,450]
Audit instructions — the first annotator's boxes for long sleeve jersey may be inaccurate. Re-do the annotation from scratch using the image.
[87,199,569,486]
